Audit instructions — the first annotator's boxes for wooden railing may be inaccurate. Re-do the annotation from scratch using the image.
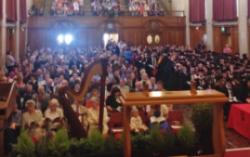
[29,10,185,17]
[120,90,228,157]
[0,81,17,155]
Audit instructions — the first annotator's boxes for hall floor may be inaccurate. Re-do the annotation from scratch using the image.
[225,127,250,148]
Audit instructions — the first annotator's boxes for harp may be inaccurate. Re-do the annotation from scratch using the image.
[0,81,17,155]
[57,58,108,138]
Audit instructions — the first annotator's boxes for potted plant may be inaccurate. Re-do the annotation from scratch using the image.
[12,130,36,157]
[176,124,196,155]
[192,104,213,154]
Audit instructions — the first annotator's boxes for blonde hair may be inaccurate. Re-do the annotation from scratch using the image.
[49,98,60,107]
[25,99,36,108]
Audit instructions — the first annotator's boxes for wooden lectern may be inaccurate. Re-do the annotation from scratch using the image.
[120,90,228,157]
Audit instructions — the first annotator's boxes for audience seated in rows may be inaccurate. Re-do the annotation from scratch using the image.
[28,0,166,16]
[2,41,250,153]
[91,0,120,16]
[29,0,85,16]
[129,0,164,16]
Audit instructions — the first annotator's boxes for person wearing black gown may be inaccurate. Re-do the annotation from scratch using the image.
[156,53,178,90]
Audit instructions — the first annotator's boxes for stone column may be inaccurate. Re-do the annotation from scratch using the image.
[27,0,33,9]
[205,0,214,51]
[184,0,190,46]
[0,2,7,155]
[1,0,7,68]
[238,0,249,55]
[16,0,21,62]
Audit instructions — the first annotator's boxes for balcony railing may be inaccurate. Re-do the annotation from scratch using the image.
[28,10,185,17]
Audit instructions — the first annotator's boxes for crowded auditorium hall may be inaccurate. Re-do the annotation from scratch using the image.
[0,0,250,157]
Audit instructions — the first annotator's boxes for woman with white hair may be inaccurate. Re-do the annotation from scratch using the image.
[22,99,43,128]
[87,100,109,136]
[130,107,148,133]
[44,98,64,121]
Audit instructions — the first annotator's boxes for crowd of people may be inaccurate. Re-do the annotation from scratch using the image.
[1,41,250,153]
[29,0,120,16]
[28,0,166,16]
[128,0,164,16]
[51,0,85,16]
[29,0,85,16]
[91,0,120,16]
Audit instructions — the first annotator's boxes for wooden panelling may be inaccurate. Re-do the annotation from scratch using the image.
[230,26,239,53]
[190,26,206,49]
[213,26,239,53]
[27,16,186,49]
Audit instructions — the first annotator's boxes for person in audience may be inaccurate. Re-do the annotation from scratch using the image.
[150,105,169,131]
[36,85,50,113]
[73,0,80,15]
[119,79,130,94]
[155,80,173,114]
[86,87,100,107]
[29,5,39,16]
[44,98,64,131]
[44,98,64,121]
[22,100,43,128]
[106,87,122,112]
[5,51,16,73]
[87,98,109,135]
[22,83,36,110]
[130,107,148,133]
[223,44,232,54]
[15,73,26,109]
[73,81,81,92]
[72,100,89,130]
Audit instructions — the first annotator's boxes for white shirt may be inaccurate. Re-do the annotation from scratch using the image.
[130,116,148,132]
[44,108,64,121]
[73,1,80,11]
[22,110,43,128]
[87,107,109,134]
[150,116,165,123]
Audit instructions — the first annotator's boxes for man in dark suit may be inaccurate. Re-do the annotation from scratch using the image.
[156,53,177,90]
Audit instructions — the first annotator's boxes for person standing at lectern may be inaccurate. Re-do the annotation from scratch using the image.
[156,52,178,90]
